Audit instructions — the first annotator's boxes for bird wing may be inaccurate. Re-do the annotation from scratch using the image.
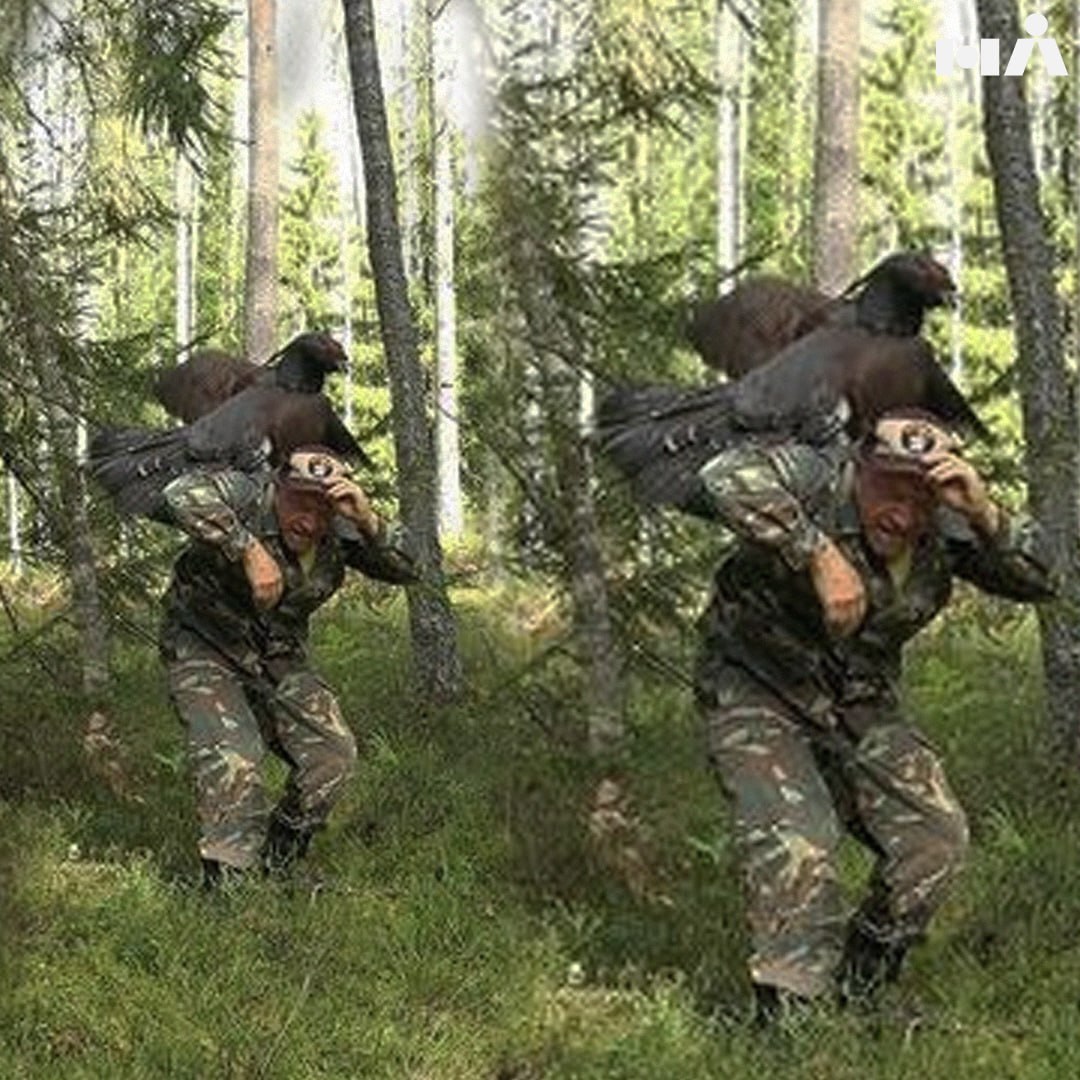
[185,385,371,468]
[319,406,373,465]
[598,328,988,516]
[154,349,264,423]
[87,425,191,519]
[259,392,371,464]
[595,383,737,509]
[732,327,988,440]
[687,276,837,377]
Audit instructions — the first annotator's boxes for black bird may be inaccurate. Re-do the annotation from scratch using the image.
[89,331,366,518]
[686,251,958,377]
[598,253,986,513]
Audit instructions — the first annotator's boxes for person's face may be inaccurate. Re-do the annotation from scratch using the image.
[855,416,956,559]
[277,495,325,554]
[274,448,351,553]
[857,480,927,559]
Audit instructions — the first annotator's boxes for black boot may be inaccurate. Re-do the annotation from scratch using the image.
[262,816,314,877]
[838,922,910,1007]
[201,858,251,892]
[752,983,815,1029]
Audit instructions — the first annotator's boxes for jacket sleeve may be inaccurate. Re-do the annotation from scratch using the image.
[161,470,262,561]
[698,441,838,571]
[945,508,1058,602]
[334,516,420,585]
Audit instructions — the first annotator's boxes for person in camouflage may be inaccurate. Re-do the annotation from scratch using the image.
[693,409,1056,1018]
[159,446,417,888]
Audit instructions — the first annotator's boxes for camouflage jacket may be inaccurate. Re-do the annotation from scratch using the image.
[695,438,1057,723]
[158,469,417,679]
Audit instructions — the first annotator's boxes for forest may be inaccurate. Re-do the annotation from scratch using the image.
[2,0,1080,1076]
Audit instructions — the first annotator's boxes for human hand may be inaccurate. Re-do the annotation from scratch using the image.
[324,477,379,536]
[242,539,283,609]
[923,451,999,535]
[809,538,866,637]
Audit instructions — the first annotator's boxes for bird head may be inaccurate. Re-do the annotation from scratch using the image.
[877,252,957,309]
[280,332,348,372]
[848,252,957,336]
[271,332,349,393]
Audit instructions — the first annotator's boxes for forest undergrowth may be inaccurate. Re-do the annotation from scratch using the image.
[2,578,1080,1079]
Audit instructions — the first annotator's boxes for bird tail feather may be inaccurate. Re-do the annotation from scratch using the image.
[87,427,189,519]
[595,384,737,511]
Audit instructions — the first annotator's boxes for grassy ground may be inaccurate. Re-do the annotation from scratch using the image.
[2,582,1080,1078]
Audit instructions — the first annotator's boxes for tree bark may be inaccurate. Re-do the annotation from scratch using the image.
[342,0,462,702]
[1073,0,1080,379]
[549,376,624,756]
[244,0,279,361]
[976,0,1080,758]
[399,0,421,285]
[507,223,624,753]
[811,0,860,293]
[175,150,198,358]
[715,0,743,291]
[21,12,109,698]
[6,472,20,575]
[432,6,463,540]
[37,371,110,697]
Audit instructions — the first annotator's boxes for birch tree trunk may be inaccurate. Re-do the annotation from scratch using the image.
[244,0,279,361]
[811,0,860,292]
[6,473,20,575]
[399,0,421,286]
[175,151,199,357]
[342,0,462,702]
[715,0,743,289]
[432,6,463,540]
[338,194,356,431]
[1073,0,1080,375]
[976,0,1080,758]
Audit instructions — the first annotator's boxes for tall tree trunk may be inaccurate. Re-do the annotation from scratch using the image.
[342,0,462,702]
[432,5,463,540]
[399,0,421,285]
[175,150,199,357]
[244,0,279,361]
[811,0,860,292]
[976,0,1080,759]
[547,369,623,755]
[34,355,110,696]
[715,0,743,290]
[6,472,20,574]
[338,193,356,430]
[1073,0,1080,376]
[945,21,965,376]
[23,14,109,698]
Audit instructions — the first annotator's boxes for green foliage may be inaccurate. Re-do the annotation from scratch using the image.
[280,112,349,333]
[743,0,808,275]
[113,0,233,156]
[861,0,948,251]
[858,0,1025,500]
[195,49,244,351]
[0,0,233,584]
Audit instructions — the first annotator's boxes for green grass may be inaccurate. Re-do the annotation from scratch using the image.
[2,582,1080,1078]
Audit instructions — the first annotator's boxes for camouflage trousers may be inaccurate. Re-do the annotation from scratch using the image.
[698,659,969,999]
[163,629,358,870]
